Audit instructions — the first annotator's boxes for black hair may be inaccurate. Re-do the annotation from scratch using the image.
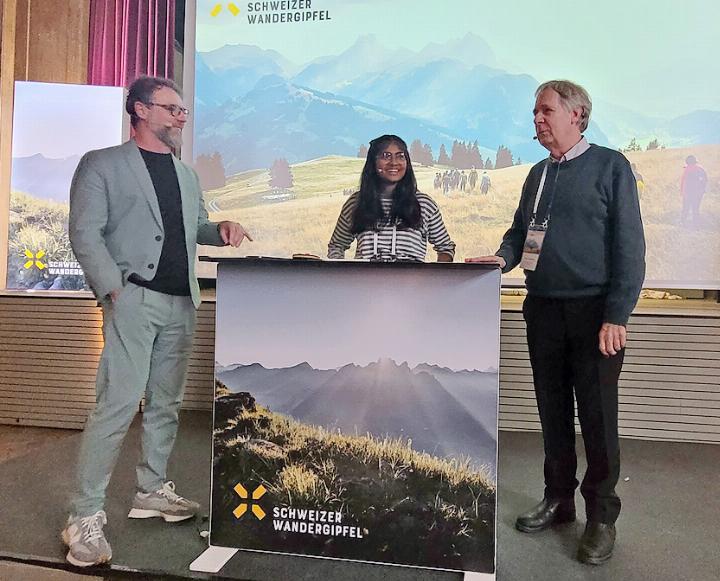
[125,75,181,127]
[351,135,421,234]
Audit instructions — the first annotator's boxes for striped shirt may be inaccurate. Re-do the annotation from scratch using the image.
[327,191,456,261]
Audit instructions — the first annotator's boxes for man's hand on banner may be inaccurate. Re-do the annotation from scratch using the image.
[465,255,506,268]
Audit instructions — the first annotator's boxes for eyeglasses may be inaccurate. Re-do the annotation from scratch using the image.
[145,102,190,117]
[377,151,407,162]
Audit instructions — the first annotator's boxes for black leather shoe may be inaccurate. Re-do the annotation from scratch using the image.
[515,498,576,533]
[577,522,616,565]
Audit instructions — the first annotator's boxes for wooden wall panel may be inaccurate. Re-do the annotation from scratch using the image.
[13,0,90,84]
[0,295,217,428]
[1,296,719,446]
[499,310,720,444]
[183,301,217,410]
[0,0,16,291]
[0,296,100,429]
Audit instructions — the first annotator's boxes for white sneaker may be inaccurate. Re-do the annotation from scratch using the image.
[61,510,112,567]
[127,481,200,522]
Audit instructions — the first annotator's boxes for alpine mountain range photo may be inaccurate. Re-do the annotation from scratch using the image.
[194,32,719,173]
[216,356,498,473]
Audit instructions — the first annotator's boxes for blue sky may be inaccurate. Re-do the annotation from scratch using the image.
[215,265,501,371]
[12,82,124,159]
[195,0,719,118]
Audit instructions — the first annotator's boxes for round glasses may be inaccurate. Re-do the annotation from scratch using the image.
[146,102,190,117]
[376,151,407,162]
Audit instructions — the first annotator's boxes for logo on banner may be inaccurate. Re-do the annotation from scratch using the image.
[48,261,83,276]
[23,249,47,270]
[271,507,366,539]
[210,2,240,17]
[245,1,332,24]
[233,483,267,520]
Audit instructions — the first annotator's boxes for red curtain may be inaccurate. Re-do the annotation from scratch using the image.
[88,0,176,87]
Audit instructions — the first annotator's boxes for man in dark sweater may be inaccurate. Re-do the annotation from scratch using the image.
[468,80,645,565]
[65,76,251,567]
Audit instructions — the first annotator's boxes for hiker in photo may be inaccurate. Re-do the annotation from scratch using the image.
[480,172,491,195]
[631,163,645,199]
[469,166,478,191]
[680,155,708,226]
[327,134,455,262]
[442,170,451,195]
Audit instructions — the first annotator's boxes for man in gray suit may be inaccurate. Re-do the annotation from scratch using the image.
[63,76,250,567]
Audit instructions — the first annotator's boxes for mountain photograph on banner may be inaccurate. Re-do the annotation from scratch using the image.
[194,1,720,288]
[6,82,124,291]
[212,361,497,573]
[210,264,500,576]
[216,358,498,472]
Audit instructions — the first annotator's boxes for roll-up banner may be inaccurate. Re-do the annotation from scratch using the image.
[6,82,124,291]
[211,260,501,578]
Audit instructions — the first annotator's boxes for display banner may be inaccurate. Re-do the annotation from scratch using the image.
[6,82,125,291]
[193,0,719,288]
[211,260,499,578]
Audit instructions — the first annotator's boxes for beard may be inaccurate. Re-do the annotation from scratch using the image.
[155,125,183,150]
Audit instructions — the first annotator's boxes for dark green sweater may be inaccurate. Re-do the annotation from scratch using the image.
[497,145,645,324]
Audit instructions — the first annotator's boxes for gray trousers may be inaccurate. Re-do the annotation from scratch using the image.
[71,283,196,517]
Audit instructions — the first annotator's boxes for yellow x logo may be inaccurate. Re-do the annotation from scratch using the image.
[23,249,47,270]
[211,2,240,17]
[233,483,267,520]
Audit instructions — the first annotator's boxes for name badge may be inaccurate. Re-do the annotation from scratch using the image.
[519,227,546,271]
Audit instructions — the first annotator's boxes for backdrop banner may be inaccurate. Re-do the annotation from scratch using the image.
[193,0,719,288]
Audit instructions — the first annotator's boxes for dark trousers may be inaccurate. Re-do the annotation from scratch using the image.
[523,295,623,524]
[681,191,703,225]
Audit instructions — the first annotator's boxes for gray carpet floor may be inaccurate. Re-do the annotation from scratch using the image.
[0,411,717,581]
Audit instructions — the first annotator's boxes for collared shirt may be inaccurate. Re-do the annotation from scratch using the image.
[530,136,591,225]
[552,136,590,163]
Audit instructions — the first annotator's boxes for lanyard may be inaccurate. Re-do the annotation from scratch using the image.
[529,160,561,229]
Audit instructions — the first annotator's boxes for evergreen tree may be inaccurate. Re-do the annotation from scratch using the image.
[269,158,293,189]
[358,145,369,158]
[195,152,226,191]
[450,140,461,168]
[422,143,435,165]
[624,138,641,152]
[495,145,513,169]
[469,141,484,169]
[409,139,425,164]
[438,144,451,165]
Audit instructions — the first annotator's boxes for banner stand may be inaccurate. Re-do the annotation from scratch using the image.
[189,545,238,573]
[189,546,494,578]
[204,258,500,579]
[463,572,495,581]
[189,546,494,579]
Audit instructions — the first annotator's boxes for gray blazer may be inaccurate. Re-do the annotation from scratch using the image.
[69,140,224,308]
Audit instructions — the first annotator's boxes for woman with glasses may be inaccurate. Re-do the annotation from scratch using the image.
[328,134,455,262]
